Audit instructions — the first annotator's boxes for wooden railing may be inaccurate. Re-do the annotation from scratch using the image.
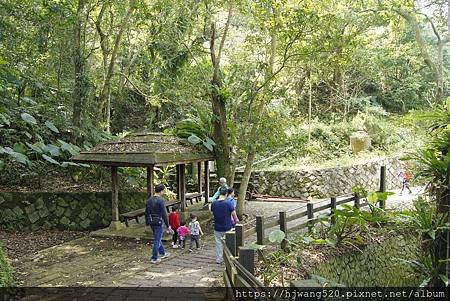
[222,166,387,299]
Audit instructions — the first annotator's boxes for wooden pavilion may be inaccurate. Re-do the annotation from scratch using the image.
[71,132,214,229]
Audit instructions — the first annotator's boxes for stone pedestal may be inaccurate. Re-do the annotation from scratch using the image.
[109,220,126,231]
[350,131,371,154]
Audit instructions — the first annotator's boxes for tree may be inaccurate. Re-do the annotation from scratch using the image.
[95,0,137,133]
[72,0,88,129]
[208,3,234,180]
[386,0,450,103]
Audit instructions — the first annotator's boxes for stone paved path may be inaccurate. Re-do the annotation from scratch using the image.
[14,234,223,288]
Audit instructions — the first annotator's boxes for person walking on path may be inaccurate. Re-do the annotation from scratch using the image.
[189,213,204,252]
[145,184,170,264]
[211,187,239,264]
[226,188,237,227]
[209,177,228,202]
[177,221,189,249]
[168,206,180,249]
[399,170,413,195]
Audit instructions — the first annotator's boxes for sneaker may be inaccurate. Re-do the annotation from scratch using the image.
[151,259,161,264]
[160,253,170,259]
[172,245,179,249]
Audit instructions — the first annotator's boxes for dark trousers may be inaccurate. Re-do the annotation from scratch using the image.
[178,237,186,248]
[401,180,412,194]
[172,231,178,244]
[190,235,200,249]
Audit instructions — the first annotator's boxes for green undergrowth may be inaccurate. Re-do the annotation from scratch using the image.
[258,110,427,171]
[0,244,14,287]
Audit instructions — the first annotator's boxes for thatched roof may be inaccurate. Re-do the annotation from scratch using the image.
[71,132,215,166]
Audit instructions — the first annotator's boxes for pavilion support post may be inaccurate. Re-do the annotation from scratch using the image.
[109,166,124,230]
[204,161,210,203]
[197,162,202,194]
[179,164,186,212]
[176,165,181,201]
[147,165,154,197]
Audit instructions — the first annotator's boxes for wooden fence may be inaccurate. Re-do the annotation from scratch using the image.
[222,166,387,299]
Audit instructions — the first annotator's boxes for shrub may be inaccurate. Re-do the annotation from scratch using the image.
[0,244,14,287]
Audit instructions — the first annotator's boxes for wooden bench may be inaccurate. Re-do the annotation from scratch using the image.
[120,208,145,227]
[120,200,182,227]
[185,192,204,205]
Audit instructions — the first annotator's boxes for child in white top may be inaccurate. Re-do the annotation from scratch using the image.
[188,213,203,252]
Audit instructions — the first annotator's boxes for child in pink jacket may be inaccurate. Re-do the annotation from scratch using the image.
[176,221,189,249]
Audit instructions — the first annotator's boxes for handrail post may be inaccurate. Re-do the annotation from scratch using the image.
[238,247,255,275]
[307,202,314,231]
[330,197,337,225]
[279,211,287,237]
[379,165,386,209]
[354,193,360,209]
[235,224,244,249]
[225,231,237,256]
[256,216,265,245]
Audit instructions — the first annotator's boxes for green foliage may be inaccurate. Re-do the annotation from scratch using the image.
[397,198,450,244]
[0,101,91,186]
[403,104,450,286]
[268,229,286,244]
[0,244,14,287]
[406,105,450,192]
[0,0,446,195]
[258,247,297,286]
[173,110,216,151]
[303,202,391,248]
[396,198,450,287]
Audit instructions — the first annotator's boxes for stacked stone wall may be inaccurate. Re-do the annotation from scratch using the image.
[254,157,404,198]
[0,191,146,231]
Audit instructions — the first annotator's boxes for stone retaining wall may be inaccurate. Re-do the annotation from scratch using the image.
[0,191,147,231]
[309,234,420,287]
[254,157,404,199]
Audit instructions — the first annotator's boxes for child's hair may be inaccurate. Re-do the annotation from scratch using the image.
[227,187,235,195]
[190,213,197,220]
[180,221,186,226]
[171,206,178,212]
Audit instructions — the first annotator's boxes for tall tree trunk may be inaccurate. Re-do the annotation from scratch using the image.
[394,8,443,103]
[97,0,136,133]
[211,87,232,179]
[436,40,444,102]
[209,6,233,180]
[236,7,278,219]
[72,0,87,129]
[236,151,255,219]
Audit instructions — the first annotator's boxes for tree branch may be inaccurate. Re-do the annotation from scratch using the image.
[216,3,233,68]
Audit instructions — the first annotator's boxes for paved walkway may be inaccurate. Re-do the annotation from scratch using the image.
[14,234,223,288]
[12,187,421,293]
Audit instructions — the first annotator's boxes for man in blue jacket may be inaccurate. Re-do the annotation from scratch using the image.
[145,184,170,264]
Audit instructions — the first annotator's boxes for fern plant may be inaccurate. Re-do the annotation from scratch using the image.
[173,107,216,151]
[404,99,450,287]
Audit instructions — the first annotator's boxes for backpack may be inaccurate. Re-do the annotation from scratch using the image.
[405,171,413,181]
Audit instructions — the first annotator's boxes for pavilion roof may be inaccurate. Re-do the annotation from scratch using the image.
[71,132,215,166]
